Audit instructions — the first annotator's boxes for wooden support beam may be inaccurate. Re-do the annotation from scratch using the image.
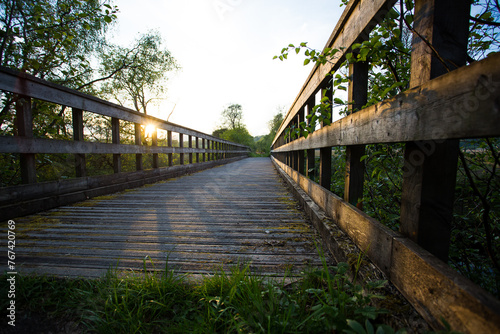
[72,108,86,177]
[306,98,316,179]
[319,85,332,189]
[297,108,305,175]
[135,123,143,171]
[196,137,200,163]
[188,135,193,164]
[112,117,121,173]
[152,127,159,169]
[202,138,206,162]
[167,130,173,167]
[16,96,36,184]
[179,133,184,165]
[344,61,368,206]
[400,0,471,262]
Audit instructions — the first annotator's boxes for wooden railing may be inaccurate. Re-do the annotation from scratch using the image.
[0,66,249,220]
[271,0,500,332]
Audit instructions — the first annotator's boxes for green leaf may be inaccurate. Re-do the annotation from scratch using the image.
[304,58,311,66]
[352,43,362,50]
[104,15,112,23]
[334,98,344,105]
[346,319,366,334]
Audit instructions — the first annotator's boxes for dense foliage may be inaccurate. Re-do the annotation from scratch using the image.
[275,0,500,298]
[0,0,180,185]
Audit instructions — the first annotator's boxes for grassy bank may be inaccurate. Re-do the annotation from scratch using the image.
[1,257,456,333]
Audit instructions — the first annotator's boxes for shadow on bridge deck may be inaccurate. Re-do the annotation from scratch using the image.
[5,158,331,279]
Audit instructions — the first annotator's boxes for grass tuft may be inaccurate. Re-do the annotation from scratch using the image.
[0,253,457,333]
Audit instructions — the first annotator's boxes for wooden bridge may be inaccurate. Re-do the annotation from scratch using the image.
[1,0,500,333]
[9,158,328,279]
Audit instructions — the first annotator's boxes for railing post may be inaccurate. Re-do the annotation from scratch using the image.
[135,123,143,171]
[112,117,121,173]
[196,137,200,163]
[167,130,173,167]
[202,138,206,162]
[188,135,193,164]
[16,96,36,184]
[306,98,316,179]
[344,61,368,206]
[152,127,159,168]
[179,133,184,165]
[72,108,86,178]
[297,107,305,175]
[319,83,332,189]
[400,0,470,262]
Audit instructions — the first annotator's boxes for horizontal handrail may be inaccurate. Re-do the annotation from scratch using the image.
[0,66,248,148]
[272,0,397,147]
[272,53,500,152]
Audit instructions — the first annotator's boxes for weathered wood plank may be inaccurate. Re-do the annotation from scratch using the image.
[273,0,397,145]
[2,158,331,280]
[0,157,246,220]
[272,157,500,333]
[0,136,250,155]
[272,53,500,152]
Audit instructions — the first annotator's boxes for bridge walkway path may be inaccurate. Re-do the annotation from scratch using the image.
[8,158,331,279]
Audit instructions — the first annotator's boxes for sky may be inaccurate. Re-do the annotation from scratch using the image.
[109,0,344,136]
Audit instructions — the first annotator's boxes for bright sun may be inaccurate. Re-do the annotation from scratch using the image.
[144,124,156,138]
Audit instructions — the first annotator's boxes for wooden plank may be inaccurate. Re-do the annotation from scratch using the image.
[273,0,397,146]
[344,61,368,206]
[72,108,86,177]
[272,53,500,152]
[272,156,500,333]
[112,117,121,173]
[0,157,246,220]
[3,158,331,280]
[0,136,249,155]
[391,237,500,333]
[16,96,36,184]
[272,156,395,273]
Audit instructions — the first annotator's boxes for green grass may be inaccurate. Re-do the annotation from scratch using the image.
[0,256,457,333]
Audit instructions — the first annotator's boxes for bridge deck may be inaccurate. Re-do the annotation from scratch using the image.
[5,158,330,279]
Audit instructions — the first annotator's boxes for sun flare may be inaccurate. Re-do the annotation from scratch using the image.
[144,124,156,138]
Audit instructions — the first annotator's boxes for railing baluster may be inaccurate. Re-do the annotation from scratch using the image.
[202,138,206,162]
[112,117,121,173]
[152,127,159,168]
[72,108,86,178]
[135,123,143,171]
[399,0,470,262]
[179,133,184,165]
[196,137,200,163]
[344,61,368,207]
[16,96,36,184]
[319,83,332,189]
[189,135,193,164]
[167,130,173,167]
[297,107,305,175]
[306,98,316,179]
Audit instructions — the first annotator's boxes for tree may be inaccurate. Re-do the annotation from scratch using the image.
[221,103,243,129]
[213,103,253,147]
[99,31,179,115]
[254,108,284,156]
[0,0,117,86]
